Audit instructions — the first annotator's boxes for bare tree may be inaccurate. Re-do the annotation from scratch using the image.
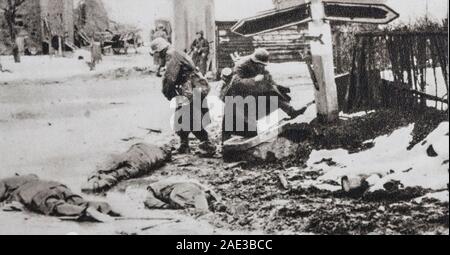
[0,0,27,63]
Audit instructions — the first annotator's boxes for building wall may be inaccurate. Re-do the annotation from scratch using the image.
[75,0,110,37]
[216,21,309,72]
[0,0,42,54]
[216,21,254,71]
[171,0,216,73]
[0,0,74,54]
[40,0,74,43]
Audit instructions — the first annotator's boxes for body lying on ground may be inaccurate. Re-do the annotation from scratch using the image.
[144,180,222,214]
[82,143,171,194]
[0,175,117,221]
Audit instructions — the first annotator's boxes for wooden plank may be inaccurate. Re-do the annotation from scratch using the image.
[223,101,315,152]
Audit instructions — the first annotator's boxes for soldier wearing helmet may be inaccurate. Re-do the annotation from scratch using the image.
[150,37,170,77]
[151,25,170,72]
[190,30,210,75]
[150,38,216,156]
[152,24,169,42]
[221,48,306,141]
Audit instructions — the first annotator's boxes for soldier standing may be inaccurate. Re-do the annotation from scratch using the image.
[190,31,210,75]
[150,38,216,155]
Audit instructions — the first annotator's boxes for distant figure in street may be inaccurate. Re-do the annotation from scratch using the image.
[190,31,210,75]
[221,48,307,141]
[89,36,103,71]
[150,38,216,156]
[152,24,170,75]
[152,24,169,42]
[0,175,118,222]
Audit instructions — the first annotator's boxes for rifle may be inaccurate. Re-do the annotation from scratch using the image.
[187,41,214,56]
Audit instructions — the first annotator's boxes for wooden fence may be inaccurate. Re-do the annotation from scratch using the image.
[344,30,449,112]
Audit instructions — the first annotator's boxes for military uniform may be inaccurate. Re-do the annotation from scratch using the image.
[152,29,169,67]
[151,37,215,154]
[163,47,212,150]
[190,33,210,75]
[222,50,299,141]
[145,181,217,212]
[82,143,171,194]
[0,175,113,217]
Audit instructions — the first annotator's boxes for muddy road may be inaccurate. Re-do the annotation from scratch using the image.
[0,72,239,235]
[0,61,447,235]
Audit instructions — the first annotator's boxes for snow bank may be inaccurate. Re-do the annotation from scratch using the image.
[266,62,313,88]
[306,122,449,193]
[266,62,310,79]
[0,53,153,83]
[415,191,449,203]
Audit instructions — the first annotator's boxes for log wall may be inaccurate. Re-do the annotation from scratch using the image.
[216,21,309,71]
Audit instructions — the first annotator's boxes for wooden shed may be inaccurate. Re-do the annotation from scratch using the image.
[215,20,309,72]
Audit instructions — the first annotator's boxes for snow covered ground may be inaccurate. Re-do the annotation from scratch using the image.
[0,48,153,84]
[305,121,449,202]
[1,52,447,235]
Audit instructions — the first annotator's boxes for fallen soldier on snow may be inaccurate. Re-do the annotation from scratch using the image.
[144,180,225,215]
[0,174,119,222]
[82,143,171,194]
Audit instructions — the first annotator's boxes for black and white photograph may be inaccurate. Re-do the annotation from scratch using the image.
[0,0,448,237]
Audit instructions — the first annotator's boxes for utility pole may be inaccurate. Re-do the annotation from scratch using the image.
[308,0,339,123]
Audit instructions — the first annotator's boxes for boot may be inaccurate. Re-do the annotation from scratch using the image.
[198,140,217,157]
[177,141,191,154]
[287,106,308,120]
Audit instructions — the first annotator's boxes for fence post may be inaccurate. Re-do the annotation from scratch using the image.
[308,0,339,123]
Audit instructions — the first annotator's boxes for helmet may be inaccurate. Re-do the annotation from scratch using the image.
[220,68,233,80]
[196,30,204,36]
[150,38,170,53]
[251,48,270,65]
